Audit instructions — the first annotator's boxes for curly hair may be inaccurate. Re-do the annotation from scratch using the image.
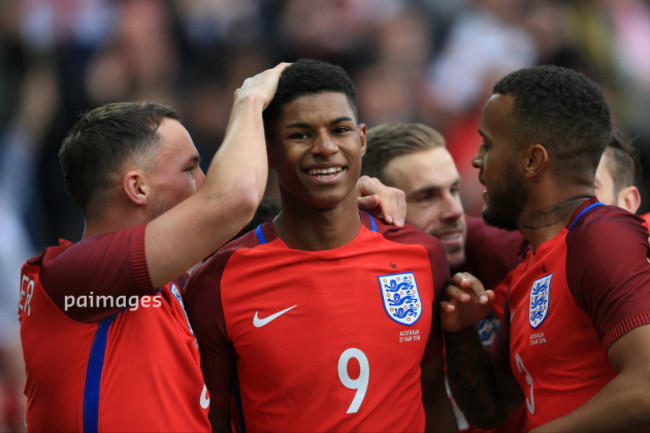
[263,58,358,129]
[493,65,611,184]
[59,101,178,218]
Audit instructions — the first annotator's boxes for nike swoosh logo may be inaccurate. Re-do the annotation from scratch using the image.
[253,305,298,328]
[200,384,210,410]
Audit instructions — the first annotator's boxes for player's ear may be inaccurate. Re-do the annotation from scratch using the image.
[618,185,641,214]
[123,170,149,206]
[524,144,548,178]
[358,123,367,157]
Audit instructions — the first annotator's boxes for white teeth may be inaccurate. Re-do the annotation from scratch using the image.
[439,233,459,240]
[308,167,343,176]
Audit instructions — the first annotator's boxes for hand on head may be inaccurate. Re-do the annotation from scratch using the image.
[234,62,291,109]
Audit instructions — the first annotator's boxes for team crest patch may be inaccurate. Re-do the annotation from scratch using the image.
[529,274,552,329]
[378,272,422,326]
[170,283,194,335]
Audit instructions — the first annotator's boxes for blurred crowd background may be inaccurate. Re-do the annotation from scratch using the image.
[2,0,650,430]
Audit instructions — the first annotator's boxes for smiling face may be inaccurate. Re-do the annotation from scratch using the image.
[473,94,528,231]
[383,147,467,269]
[268,91,366,210]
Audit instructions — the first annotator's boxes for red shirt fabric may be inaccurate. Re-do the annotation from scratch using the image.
[492,198,650,430]
[184,212,449,432]
[19,225,210,432]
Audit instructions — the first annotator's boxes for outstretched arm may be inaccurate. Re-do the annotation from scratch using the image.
[421,357,458,433]
[145,63,289,287]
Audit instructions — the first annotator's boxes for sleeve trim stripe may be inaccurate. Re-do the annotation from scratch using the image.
[131,226,154,293]
[602,312,650,350]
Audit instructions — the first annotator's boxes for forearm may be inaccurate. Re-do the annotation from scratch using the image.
[445,327,521,429]
[201,92,269,212]
[532,372,650,432]
[421,358,458,433]
[145,96,267,287]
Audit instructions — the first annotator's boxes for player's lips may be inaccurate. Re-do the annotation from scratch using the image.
[303,165,346,181]
[306,166,344,176]
[434,229,464,248]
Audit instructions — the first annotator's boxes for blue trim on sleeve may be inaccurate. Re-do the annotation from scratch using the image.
[568,202,605,231]
[255,225,267,244]
[83,314,117,433]
[363,211,377,232]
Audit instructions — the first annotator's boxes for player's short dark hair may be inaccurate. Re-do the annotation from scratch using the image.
[604,131,642,195]
[493,65,612,185]
[362,122,446,182]
[59,101,178,218]
[263,58,358,131]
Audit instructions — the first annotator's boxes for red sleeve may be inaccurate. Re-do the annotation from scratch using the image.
[566,206,650,350]
[372,214,450,363]
[36,225,154,322]
[183,243,241,411]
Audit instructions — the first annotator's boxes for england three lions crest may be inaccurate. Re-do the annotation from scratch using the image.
[378,272,422,326]
[529,274,552,329]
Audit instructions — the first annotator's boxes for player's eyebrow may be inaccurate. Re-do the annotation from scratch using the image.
[285,116,355,130]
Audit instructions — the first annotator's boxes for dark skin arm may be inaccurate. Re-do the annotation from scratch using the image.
[421,357,458,432]
[441,272,524,429]
[444,326,523,428]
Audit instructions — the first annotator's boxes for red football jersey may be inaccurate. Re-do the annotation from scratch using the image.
[19,225,210,432]
[184,213,449,432]
[493,198,650,430]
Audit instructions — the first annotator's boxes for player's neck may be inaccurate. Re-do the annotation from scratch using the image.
[273,197,362,251]
[82,211,145,240]
[519,194,591,252]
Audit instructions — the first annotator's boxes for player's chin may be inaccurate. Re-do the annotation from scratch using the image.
[445,249,466,272]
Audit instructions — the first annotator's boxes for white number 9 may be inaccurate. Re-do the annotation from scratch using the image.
[337,348,369,414]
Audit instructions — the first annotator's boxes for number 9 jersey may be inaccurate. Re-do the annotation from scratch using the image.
[183,212,449,432]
